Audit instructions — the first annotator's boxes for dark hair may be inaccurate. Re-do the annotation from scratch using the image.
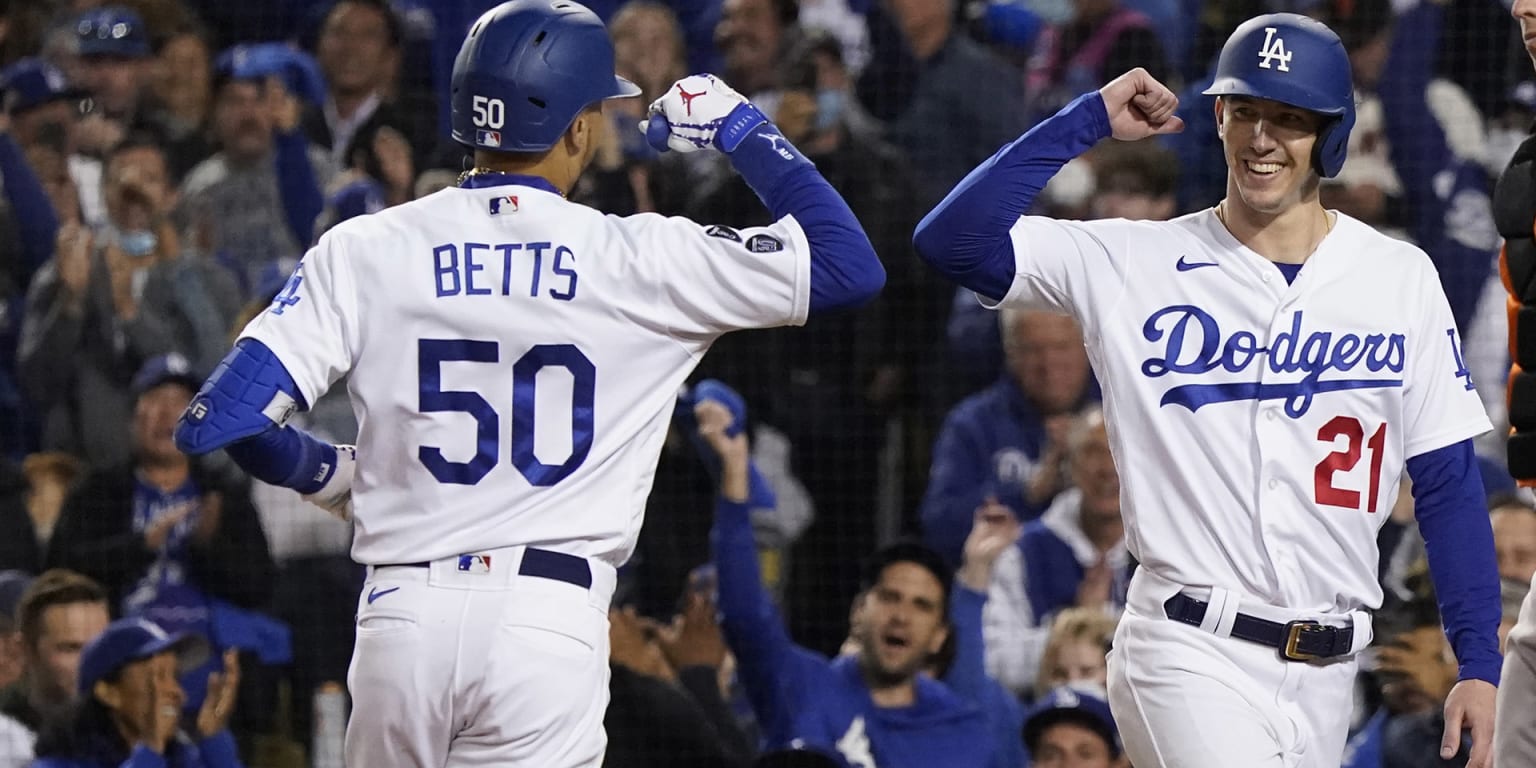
[326,0,403,48]
[17,570,107,650]
[859,541,954,613]
[770,0,800,29]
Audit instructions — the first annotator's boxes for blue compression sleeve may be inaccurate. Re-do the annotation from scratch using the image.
[912,92,1111,301]
[1406,439,1502,684]
[224,424,342,494]
[725,117,884,313]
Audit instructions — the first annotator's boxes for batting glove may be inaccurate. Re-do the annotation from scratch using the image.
[641,74,768,154]
[302,444,355,521]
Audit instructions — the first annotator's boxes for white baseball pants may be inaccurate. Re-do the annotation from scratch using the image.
[344,546,617,767]
[1108,569,1369,768]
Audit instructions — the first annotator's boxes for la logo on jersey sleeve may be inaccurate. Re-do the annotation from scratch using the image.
[269,263,305,315]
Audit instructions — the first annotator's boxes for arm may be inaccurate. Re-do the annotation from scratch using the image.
[645,74,884,313]
[1407,439,1499,766]
[981,544,1049,696]
[696,394,821,744]
[175,339,352,506]
[1377,1,1495,333]
[913,69,1181,303]
[273,129,325,248]
[0,131,59,283]
[1406,439,1500,685]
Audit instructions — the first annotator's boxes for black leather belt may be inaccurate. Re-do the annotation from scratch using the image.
[385,547,592,590]
[1163,593,1354,662]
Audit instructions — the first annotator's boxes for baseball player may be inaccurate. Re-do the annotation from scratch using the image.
[914,13,1501,768]
[1495,3,1536,766]
[168,0,884,764]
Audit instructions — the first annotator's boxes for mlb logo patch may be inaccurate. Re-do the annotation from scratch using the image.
[489,195,519,215]
[477,129,502,147]
[458,554,493,573]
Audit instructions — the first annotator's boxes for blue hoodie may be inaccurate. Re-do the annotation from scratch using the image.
[712,497,995,768]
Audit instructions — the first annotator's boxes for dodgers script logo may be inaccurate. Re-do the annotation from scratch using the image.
[1140,306,1405,417]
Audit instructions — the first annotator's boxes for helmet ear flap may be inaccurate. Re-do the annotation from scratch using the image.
[1315,108,1353,178]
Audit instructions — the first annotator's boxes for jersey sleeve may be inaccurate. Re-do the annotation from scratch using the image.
[620,213,811,337]
[237,233,359,408]
[1402,255,1493,458]
[988,216,1136,335]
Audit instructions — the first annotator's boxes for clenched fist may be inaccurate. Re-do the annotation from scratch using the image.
[641,74,767,154]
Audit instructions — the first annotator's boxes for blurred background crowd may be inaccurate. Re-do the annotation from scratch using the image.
[0,0,1530,765]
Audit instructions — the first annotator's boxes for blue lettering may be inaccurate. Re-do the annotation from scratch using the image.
[434,244,460,297]
[550,246,578,301]
[1269,312,1304,373]
[1221,331,1262,372]
[1329,335,1363,370]
[1139,306,1408,416]
[1140,306,1220,377]
[1448,328,1475,390]
[464,242,491,296]
[526,242,549,298]
[498,243,523,295]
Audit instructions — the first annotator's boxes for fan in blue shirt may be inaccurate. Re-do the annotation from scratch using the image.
[693,386,995,768]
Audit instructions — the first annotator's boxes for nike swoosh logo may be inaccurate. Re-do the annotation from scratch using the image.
[367,586,400,604]
[1176,255,1219,271]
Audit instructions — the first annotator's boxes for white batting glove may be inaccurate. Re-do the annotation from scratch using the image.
[641,74,768,153]
[302,444,355,521]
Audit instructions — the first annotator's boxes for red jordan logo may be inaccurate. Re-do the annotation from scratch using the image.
[677,84,706,116]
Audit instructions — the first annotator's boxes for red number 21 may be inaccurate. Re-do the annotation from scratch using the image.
[1314,416,1387,511]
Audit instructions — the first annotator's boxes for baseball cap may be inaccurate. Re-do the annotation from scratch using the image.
[73,6,151,59]
[131,353,202,398]
[1023,684,1121,758]
[0,570,35,629]
[76,617,208,696]
[0,58,87,115]
[213,43,328,106]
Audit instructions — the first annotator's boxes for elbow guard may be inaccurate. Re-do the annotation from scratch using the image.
[175,338,308,455]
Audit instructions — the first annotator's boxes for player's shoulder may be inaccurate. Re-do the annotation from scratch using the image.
[1329,212,1434,271]
[315,189,460,250]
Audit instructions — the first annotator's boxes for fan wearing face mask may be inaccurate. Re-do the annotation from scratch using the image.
[16,136,241,468]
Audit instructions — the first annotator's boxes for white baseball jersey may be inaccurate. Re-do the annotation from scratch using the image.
[239,181,810,566]
[989,208,1491,614]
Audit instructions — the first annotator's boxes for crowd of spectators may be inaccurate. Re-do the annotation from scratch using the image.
[0,0,1530,765]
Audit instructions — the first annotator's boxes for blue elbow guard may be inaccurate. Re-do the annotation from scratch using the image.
[175,339,309,455]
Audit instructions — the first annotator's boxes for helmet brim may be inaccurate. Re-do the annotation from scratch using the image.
[1202,76,1348,117]
[610,75,642,99]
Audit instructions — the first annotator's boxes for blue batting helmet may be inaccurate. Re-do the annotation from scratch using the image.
[1202,13,1355,178]
[450,0,641,153]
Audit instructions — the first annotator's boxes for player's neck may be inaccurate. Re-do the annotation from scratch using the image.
[1216,196,1333,265]
[471,151,577,197]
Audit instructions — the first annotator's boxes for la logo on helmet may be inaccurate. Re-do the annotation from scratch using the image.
[1258,27,1293,72]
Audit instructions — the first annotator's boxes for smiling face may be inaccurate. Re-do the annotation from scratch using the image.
[1217,95,1327,216]
[854,562,948,686]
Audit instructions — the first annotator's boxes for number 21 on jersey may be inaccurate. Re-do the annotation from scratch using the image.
[1314,416,1386,512]
[416,338,595,487]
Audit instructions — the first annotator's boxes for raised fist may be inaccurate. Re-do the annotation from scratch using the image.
[641,74,766,154]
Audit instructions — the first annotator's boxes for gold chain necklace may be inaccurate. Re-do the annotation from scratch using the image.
[458,167,567,198]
